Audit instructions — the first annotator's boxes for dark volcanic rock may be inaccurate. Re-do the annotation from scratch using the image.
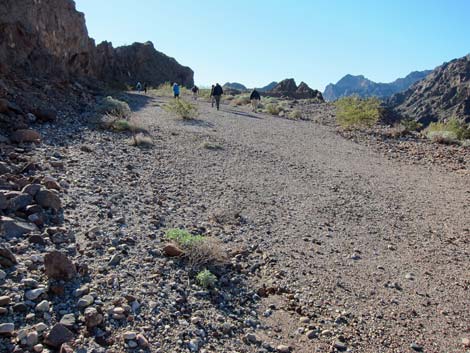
[44,323,74,348]
[0,0,194,96]
[323,71,431,101]
[0,244,17,268]
[44,251,77,280]
[267,79,324,100]
[389,55,470,124]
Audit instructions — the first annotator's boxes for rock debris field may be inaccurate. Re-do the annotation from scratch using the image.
[1,93,469,353]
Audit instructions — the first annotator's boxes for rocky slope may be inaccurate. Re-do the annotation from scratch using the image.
[267,79,324,101]
[258,82,278,93]
[389,55,470,124]
[323,71,431,101]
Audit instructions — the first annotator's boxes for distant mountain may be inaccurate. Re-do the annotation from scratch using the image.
[258,81,278,92]
[323,71,431,101]
[223,82,247,91]
[390,55,470,125]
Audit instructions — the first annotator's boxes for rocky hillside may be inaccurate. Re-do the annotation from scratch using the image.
[323,71,431,101]
[0,0,193,87]
[267,79,324,101]
[389,55,470,124]
[258,82,278,92]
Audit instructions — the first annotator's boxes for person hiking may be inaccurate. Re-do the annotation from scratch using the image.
[191,85,199,100]
[250,88,261,112]
[172,83,180,99]
[210,85,215,108]
[136,81,142,92]
[212,83,223,110]
[143,82,148,94]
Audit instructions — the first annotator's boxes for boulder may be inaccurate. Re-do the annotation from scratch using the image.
[44,324,74,348]
[10,129,41,143]
[35,190,61,210]
[163,244,184,257]
[0,162,12,175]
[0,244,17,268]
[1,216,38,238]
[44,251,77,280]
[0,192,7,210]
[32,108,57,122]
[84,307,103,328]
[8,192,33,212]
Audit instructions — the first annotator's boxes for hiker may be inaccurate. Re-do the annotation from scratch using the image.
[143,82,148,94]
[250,88,261,112]
[173,83,180,99]
[210,85,215,107]
[136,81,142,92]
[212,83,223,110]
[191,85,199,100]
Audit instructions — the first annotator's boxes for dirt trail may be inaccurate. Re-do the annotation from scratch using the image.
[41,93,469,352]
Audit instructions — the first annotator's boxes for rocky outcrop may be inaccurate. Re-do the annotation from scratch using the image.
[267,79,324,101]
[389,55,470,125]
[323,71,431,101]
[95,41,193,88]
[0,0,193,86]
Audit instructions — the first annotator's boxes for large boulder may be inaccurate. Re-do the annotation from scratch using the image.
[10,129,41,143]
[44,251,77,280]
[35,190,61,211]
[1,216,38,238]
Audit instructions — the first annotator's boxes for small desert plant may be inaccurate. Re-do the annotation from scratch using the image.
[401,119,422,132]
[231,94,251,106]
[461,139,470,147]
[165,228,227,269]
[288,110,302,120]
[266,103,283,116]
[98,96,131,118]
[425,118,470,143]
[196,269,217,288]
[201,141,223,150]
[165,228,204,247]
[128,133,153,147]
[164,99,198,119]
[335,96,381,129]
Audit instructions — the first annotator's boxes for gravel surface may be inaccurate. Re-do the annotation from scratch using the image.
[1,93,469,353]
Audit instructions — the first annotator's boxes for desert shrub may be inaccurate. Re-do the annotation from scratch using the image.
[199,89,212,100]
[401,119,423,132]
[165,229,227,269]
[98,96,131,118]
[165,228,204,247]
[288,110,302,120]
[163,99,198,119]
[231,94,251,106]
[461,139,470,147]
[196,269,217,288]
[128,133,153,147]
[425,118,470,143]
[335,96,381,129]
[266,103,283,116]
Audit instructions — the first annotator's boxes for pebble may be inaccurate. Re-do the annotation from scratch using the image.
[26,331,39,346]
[136,333,149,348]
[0,295,11,306]
[410,343,423,351]
[35,323,48,332]
[0,270,6,280]
[35,300,50,312]
[0,322,14,334]
[306,330,317,339]
[334,341,347,351]
[77,294,94,308]
[127,340,138,348]
[277,345,291,353]
[33,344,44,352]
[123,331,137,340]
[463,338,470,347]
[25,288,45,301]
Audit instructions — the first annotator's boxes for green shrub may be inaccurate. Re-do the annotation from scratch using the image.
[401,119,423,132]
[201,141,223,150]
[288,110,302,120]
[266,103,283,116]
[196,269,217,288]
[165,228,204,248]
[425,118,470,143]
[98,96,131,118]
[335,96,381,128]
[163,99,198,119]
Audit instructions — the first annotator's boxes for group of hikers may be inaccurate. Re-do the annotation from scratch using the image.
[136,81,262,112]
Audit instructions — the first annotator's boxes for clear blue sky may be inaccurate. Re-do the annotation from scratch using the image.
[75,0,470,90]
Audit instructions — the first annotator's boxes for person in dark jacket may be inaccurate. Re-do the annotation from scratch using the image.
[250,89,261,112]
[212,83,223,110]
[191,85,199,100]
